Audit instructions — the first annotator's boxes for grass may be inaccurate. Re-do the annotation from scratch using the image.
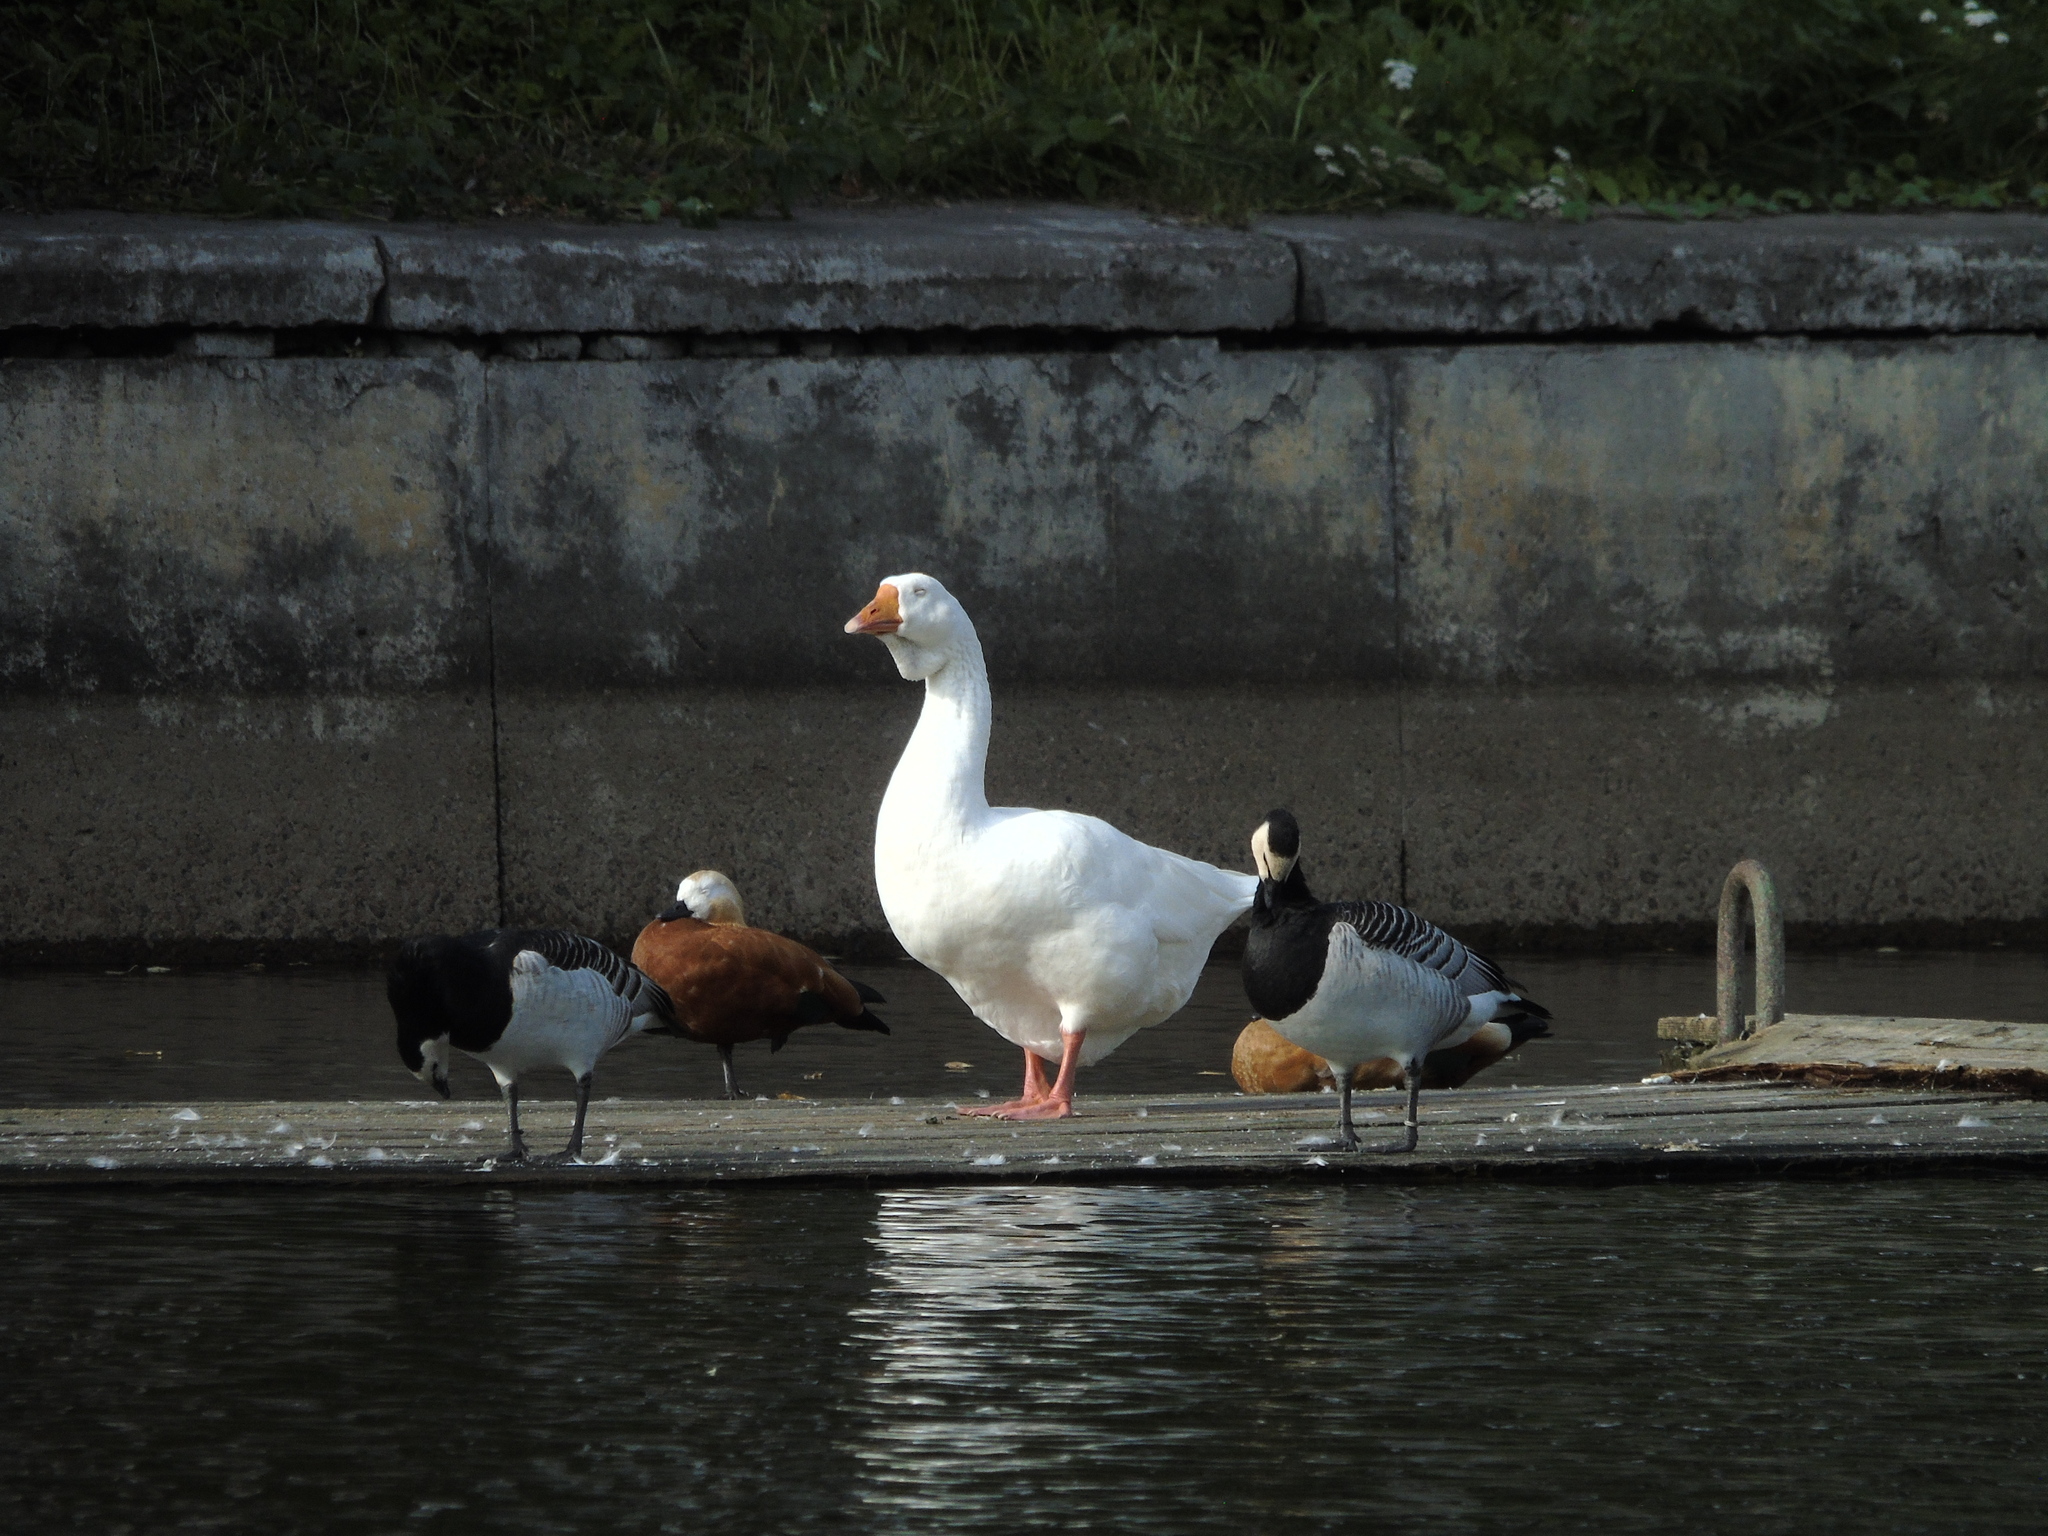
[3,1,2046,223]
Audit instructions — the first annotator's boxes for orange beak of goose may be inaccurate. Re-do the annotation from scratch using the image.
[844,583,902,637]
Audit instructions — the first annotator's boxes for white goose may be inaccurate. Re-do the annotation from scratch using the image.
[845,574,1256,1119]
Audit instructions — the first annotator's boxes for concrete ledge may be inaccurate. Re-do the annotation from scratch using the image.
[8,207,2048,340]
[379,204,1298,335]
[0,214,383,330]
[1269,211,2048,336]
[6,1084,2046,1187]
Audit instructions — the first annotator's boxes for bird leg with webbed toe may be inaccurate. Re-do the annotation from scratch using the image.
[717,1043,744,1100]
[962,1031,1082,1121]
[500,1080,529,1163]
[1331,1073,1362,1151]
[561,1071,594,1161]
[959,1045,1056,1116]
[1394,1062,1421,1153]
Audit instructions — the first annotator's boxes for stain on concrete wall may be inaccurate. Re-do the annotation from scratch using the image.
[0,357,495,955]
[3,334,2042,955]
[1,358,488,694]
[1396,338,2048,685]
[484,345,1394,689]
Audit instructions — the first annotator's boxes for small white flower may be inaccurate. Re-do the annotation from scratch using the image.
[1966,9,1997,25]
[1995,31,2009,42]
[1920,7,1937,17]
[1342,143,1364,161]
[1517,183,1566,216]
[808,99,828,115]
[1383,59,1417,91]
[1554,146,1572,162]
[1313,144,1334,157]
[1324,162,1346,177]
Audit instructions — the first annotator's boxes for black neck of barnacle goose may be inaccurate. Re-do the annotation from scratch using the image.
[1251,862,1318,923]
[1243,867,1331,1022]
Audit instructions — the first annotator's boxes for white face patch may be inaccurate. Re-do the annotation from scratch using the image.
[415,1036,451,1088]
[1251,823,1296,882]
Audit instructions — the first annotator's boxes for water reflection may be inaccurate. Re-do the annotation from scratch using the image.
[2,1185,2045,1532]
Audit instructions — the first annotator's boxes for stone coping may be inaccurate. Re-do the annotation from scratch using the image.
[4,205,2046,337]
[1268,210,2048,336]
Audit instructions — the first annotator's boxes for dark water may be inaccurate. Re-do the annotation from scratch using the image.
[3,1181,2045,1532]
[3,952,2045,1107]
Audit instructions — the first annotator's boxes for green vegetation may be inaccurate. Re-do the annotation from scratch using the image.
[5,2,2046,222]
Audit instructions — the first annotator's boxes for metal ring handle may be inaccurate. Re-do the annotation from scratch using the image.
[1716,859,1784,1044]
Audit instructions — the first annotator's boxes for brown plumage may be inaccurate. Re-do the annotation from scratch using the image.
[630,870,889,1099]
[1231,1016,1541,1095]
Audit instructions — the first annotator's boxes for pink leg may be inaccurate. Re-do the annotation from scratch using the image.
[987,1030,1083,1121]
[959,1048,1052,1116]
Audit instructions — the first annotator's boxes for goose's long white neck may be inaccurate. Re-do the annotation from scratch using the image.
[879,629,992,843]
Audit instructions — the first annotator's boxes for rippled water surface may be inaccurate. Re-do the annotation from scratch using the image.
[4,951,2045,1105]
[4,1181,2046,1532]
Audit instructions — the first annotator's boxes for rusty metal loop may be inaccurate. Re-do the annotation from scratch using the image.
[1716,859,1784,1044]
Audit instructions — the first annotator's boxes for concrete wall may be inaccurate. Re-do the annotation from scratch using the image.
[3,207,2045,961]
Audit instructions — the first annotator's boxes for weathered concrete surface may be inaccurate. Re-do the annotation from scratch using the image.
[1395,337,2048,684]
[0,215,383,330]
[7,1082,2046,1187]
[0,693,498,959]
[10,208,2048,340]
[1270,211,2048,336]
[379,204,1297,335]
[3,208,2045,956]
[0,358,489,694]
[494,684,1402,949]
[485,346,1393,688]
[1402,681,2048,944]
[0,356,495,957]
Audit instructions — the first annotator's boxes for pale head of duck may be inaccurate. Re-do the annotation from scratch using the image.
[844,572,972,682]
[675,869,746,926]
[1250,808,1301,884]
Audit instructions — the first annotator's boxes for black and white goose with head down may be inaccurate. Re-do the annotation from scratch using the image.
[1241,809,1550,1151]
[388,928,675,1162]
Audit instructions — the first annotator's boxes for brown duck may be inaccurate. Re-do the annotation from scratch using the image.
[630,870,889,1098]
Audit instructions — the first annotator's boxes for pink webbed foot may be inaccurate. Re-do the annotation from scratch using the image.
[957,1034,1084,1122]
[958,1098,1041,1117]
[984,1095,1075,1121]
[956,1046,1055,1117]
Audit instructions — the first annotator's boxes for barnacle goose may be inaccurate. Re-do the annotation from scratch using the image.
[1241,809,1551,1151]
[388,928,675,1162]
[630,870,890,1100]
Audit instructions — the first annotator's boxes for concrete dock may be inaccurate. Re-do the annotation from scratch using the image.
[5,1080,2048,1187]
